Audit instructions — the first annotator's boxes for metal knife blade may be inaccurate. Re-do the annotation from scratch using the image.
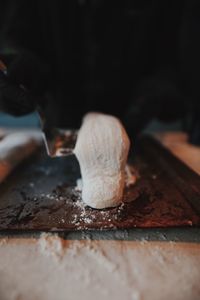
[37,110,78,157]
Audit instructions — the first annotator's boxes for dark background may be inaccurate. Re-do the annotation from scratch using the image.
[0,0,200,142]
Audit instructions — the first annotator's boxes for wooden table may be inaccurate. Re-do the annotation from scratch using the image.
[0,132,200,300]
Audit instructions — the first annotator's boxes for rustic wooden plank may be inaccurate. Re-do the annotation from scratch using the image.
[139,136,200,215]
[0,136,199,232]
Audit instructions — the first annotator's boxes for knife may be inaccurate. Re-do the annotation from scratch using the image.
[37,109,78,157]
[0,59,77,157]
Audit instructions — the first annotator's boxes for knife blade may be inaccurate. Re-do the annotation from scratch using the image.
[37,109,78,157]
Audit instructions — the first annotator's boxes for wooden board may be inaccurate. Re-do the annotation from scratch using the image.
[0,136,200,232]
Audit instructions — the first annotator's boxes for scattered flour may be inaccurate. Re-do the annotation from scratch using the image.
[38,233,64,260]
[0,235,200,300]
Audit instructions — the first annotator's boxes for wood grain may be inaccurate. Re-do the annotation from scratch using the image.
[0,136,199,231]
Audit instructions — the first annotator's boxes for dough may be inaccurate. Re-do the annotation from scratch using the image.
[74,112,130,209]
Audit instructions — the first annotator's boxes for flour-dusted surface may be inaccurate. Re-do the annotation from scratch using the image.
[0,236,200,300]
[74,113,130,209]
[0,132,200,299]
[1,132,200,231]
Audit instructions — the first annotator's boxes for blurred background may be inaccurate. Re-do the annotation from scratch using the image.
[0,0,199,142]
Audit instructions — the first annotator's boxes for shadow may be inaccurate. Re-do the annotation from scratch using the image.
[0,227,200,243]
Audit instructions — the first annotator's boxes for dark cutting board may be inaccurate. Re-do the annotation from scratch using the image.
[0,136,200,232]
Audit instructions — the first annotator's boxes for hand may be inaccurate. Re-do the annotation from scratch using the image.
[0,50,50,116]
[0,68,36,116]
[123,69,186,137]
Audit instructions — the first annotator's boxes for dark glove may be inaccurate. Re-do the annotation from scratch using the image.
[123,69,186,138]
[187,102,200,145]
[0,50,50,116]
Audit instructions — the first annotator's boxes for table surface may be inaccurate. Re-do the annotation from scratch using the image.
[0,131,200,300]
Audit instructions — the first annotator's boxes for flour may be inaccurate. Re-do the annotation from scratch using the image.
[38,233,118,273]
[0,238,8,245]
[38,233,64,260]
[74,113,130,209]
[0,131,200,300]
[1,235,200,300]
